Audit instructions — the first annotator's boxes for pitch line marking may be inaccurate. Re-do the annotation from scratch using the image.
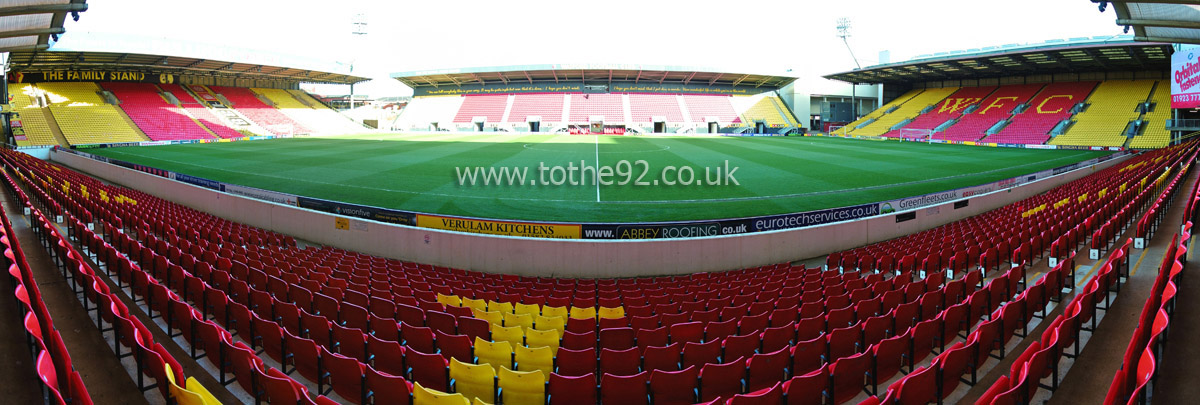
[522,143,670,154]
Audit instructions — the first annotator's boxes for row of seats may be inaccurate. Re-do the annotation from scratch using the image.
[829,144,1183,280]
[102,82,216,141]
[1,165,225,405]
[255,88,368,134]
[7,83,59,147]
[12,142,1193,404]
[11,140,1200,405]
[1106,229,1188,403]
[973,240,1129,405]
[984,80,1095,146]
[1052,80,1154,147]
[159,84,245,139]
[939,84,1042,142]
[0,181,90,404]
[892,85,997,139]
[6,149,989,404]
[402,93,791,130]
[1129,81,1173,149]
[210,86,312,135]
[1104,169,1197,403]
[860,87,960,138]
[38,82,146,145]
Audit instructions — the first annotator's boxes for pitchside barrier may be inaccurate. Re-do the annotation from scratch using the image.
[47,144,1131,277]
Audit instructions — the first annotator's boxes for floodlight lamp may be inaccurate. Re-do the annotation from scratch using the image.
[1098,1,1107,12]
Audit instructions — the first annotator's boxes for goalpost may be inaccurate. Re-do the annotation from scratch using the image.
[899,128,933,143]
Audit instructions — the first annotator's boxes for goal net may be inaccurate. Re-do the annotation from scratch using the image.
[898,128,933,143]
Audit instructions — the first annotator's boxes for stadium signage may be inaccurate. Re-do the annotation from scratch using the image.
[1172,50,1200,109]
[297,197,417,226]
[9,70,176,84]
[416,214,581,239]
[752,204,880,232]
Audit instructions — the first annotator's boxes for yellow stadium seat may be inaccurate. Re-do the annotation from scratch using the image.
[463,297,488,313]
[498,367,546,405]
[514,345,554,379]
[523,328,561,355]
[472,398,492,405]
[472,309,503,326]
[165,363,221,405]
[598,306,625,319]
[488,301,515,314]
[569,307,596,320]
[474,337,514,372]
[414,382,471,405]
[450,358,496,404]
[541,306,568,319]
[491,325,525,346]
[38,82,146,145]
[534,315,565,335]
[514,303,541,317]
[438,294,462,308]
[503,312,534,330]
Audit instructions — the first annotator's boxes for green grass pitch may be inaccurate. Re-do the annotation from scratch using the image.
[84,134,1113,223]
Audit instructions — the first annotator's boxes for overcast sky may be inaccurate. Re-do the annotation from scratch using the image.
[57,0,1126,96]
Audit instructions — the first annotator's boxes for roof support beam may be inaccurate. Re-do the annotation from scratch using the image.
[1116,18,1200,30]
[731,74,752,86]
[682,71,697,85]
[0,27,64,40]
[1,44,47,55]
[708,73,724,86]
[0,3,87,17]
[523,71,533,84]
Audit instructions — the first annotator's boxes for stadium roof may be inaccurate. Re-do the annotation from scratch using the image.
[1097,0,1200,44]
[8,49,370,85]
[391,64,797,89]
[0,0,87,53]
[824,37,1173,85]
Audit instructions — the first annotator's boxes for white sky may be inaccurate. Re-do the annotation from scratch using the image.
[57,0,1126,97]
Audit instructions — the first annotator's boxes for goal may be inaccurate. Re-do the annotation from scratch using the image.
[898,128,933,143]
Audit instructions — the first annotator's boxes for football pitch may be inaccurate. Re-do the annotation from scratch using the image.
[84,134,1113,223]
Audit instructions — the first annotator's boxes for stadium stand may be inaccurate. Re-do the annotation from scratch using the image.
[735,94,797,127]
[983,81,1097,145]
[854,87,959,137]
[568,93,625,123]
[940,83,1043,142]
[0,157,235,405]
[452,94,509,124]
[7,84,59,147]
[835,89,922,135]
[253,88,367,134]
[628,93,686,123]
[506,93,565,123]
[1052,80,1154,147]
[160,84,238,139]
[889,86,996,139]
[681,95,740,124]
[102,82,216,141]
[395,95,465,130]
[286,89,371,134]
[1129,80,1172,149]
[38,82,147,145]
[6,137,1192,405]
[211,86,312,135]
